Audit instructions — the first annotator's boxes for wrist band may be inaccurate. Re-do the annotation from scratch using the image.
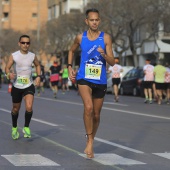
[37,75,41,77]
[6,73,10,80]
[67,64,72,68]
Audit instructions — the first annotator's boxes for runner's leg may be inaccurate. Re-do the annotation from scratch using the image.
[78,84,94,158]
[12,103,21,127]
[24,94,34,127]
[92,97,104,137]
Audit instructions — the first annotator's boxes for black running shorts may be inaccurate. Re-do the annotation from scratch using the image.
[77,79,107,98]
[112,78,121,86]
[51,81,59,86]
[11,84,35,103]
[155,82,165,90]
[143,81,153,89]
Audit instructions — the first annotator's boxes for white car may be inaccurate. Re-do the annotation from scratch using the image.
[107,66,134,93]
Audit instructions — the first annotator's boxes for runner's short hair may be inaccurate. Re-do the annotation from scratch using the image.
[19,35,30,42]
[146,58,151,62]
[85,8,99,18]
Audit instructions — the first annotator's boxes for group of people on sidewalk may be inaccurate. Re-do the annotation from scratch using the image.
[3,8,170,162]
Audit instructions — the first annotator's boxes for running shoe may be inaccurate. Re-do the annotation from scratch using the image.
[144,99,148,103]
[22,127,31,138]
[149,100,152,104]
[54,93,57,99]
[12,127,19,140]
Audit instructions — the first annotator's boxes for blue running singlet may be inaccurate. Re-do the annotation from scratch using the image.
[76,31,107,84]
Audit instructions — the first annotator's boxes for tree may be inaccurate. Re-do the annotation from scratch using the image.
[87,0,170,66]
[46,12,85,61]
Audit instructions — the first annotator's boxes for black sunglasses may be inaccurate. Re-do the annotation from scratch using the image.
[20,42,30,45]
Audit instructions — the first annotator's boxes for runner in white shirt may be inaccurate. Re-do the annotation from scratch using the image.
[143,59,154,104]
[164,63,170,104]
[108,59,123,102]
[5,35,41,140]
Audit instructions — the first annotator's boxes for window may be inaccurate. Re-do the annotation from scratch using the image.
[123,70,132,80]
[3,12,9,20]
[70,9,80,14]
[32,13,37,18]
[4,0,9,3]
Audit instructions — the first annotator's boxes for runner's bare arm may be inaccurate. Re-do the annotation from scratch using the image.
[5,55,15,79]
[33,56,41,86]
[98,33,115,66]
[33,56,41,76]
[68,34,82,80]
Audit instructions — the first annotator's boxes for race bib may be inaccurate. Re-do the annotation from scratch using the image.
[17,76,30,85]
[85,64,102,80]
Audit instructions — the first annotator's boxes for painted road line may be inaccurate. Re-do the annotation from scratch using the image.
[35,96,83,106]
[0,108,61,127]
[79,153,146,165]
[103,102,128,106]
[153,153,170,160]
[1,154,60,166]
[36,96,170,121]
[102,107,170,121]
[0,107,144,155]
[32,118,61,127]
[95,137,144,154]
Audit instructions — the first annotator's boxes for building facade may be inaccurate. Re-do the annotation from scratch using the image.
[0,0,48,32]
[48,0,89,20]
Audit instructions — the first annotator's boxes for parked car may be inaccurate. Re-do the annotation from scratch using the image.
[107,66,134,93]
[119,68,144,96]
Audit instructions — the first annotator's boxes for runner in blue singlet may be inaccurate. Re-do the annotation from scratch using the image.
[68,8,115,159]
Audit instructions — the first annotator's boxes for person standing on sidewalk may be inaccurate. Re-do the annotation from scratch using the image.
[5,35,41,140]
[68,8,115,158]
[143,59,154,104]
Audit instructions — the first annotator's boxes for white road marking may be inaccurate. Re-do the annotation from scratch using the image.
[102,107,170,121]
[32,118,60,127]
[35,96,83,106]
[36,96,170,121]
[153,153,170,160]
[0,108,61,127]
[103,102,128,106]
[95,137,144,154]
[0,107,144,154]
[1,154,60,166]
[79,153,146,165]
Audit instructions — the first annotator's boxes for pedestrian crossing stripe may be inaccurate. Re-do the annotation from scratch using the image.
[153,153,170,160]
[1,154,60,166]
[79,153,146,165]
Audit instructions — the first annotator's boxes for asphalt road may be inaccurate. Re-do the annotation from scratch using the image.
[0,84,170,170]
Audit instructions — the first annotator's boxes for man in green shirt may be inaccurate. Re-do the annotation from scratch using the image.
[154,61,167,104]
